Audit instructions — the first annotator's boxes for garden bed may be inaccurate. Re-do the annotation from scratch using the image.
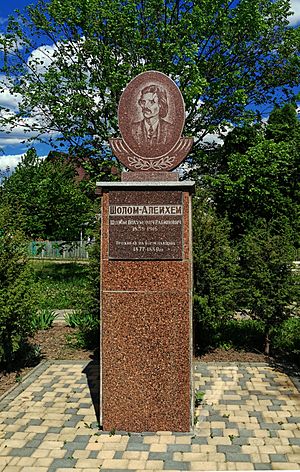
[0,325,273,399]
[0,325,94,398]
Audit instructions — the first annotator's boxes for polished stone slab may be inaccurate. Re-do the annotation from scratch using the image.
[99,183,194,432]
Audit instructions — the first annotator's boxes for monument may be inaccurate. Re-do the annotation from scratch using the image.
[97,71,195,432]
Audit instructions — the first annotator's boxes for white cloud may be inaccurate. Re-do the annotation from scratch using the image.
[0,102,61,148]
[289,0,300,25]
[0,72,60,149]
[0,118,60,147]
[0,154,46,172]
[27,44,58,75]
[26,37,86,74]
[202,133,225,145]
[0,154,23,171]
[200,125,231,146]
[0,75,22,111]
[0,33,25,53]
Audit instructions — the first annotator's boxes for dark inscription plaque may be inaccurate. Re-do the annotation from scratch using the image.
[109,191,183,260]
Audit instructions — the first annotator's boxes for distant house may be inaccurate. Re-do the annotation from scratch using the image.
[45,151,90,183]
[46,151,120,183]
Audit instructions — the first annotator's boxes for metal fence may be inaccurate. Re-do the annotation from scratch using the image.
[28,240,299,262]
[28,241,91,260]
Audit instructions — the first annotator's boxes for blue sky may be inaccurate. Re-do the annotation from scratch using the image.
[0,0,300,173]
[0,0,55,173]
[0,0,31,19]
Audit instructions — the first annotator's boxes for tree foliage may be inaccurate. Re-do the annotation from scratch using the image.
[237,218,297,354]
[192,103,299,355]
[0,148,93,240]
[266,103,300,142]
[207,104,300,244]
[0,0,299,159]
[0,204,36,366]
[193,191,239,353]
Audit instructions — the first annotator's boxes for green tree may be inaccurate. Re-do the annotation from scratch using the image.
[208,105,300,243]
[237,218,297,355]
[1,148,93,240]
[193,191,239,353]
[221,124,264,156]
[193,104,299,355]
[0,0,299,160]
[266,102,300,142]
[0,204,36,366]
[67,227,100,349]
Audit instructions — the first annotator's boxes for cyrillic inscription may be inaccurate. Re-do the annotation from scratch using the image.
[108,191,183,260]
[109,205,182,216]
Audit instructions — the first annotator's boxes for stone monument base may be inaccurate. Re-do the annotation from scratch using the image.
[98,178,194,432]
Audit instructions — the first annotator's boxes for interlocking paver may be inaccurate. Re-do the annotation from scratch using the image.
[0,360,299,471]
[150,443,167,452]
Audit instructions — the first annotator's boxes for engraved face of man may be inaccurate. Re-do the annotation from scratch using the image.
[139,92,160,120]
[137,85,169,120]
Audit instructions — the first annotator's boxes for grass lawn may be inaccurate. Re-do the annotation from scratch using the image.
[30,260,90,310]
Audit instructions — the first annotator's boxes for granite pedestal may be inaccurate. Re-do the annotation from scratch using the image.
[97,176,194,432]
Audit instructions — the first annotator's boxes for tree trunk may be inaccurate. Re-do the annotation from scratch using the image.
[264,330,270,356]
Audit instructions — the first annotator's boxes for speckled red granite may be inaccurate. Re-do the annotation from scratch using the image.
[102,292,191,432]
[109,71,193,172]
[118,71,185,160]
[100,187,193,432]
[101,261,191,292]
[121,171,179,181]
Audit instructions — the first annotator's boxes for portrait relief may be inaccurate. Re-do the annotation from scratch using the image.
[131,83,173,151]
[118,71,185,159]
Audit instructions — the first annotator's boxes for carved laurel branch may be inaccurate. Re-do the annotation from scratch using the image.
[127,155,175,170]
[109,137,193,171]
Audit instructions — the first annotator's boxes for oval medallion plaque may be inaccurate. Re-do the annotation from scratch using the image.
[109,71,193,172]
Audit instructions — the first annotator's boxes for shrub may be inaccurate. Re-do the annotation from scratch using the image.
[193,316,265,354]
[31,309,57,330]
[65,310,99,349]
[218,318,265,351]
[65,228,100,350]
[0,205,37,367]
[193,193,239,354]
[272,317,300,364]
[237,218,297,355]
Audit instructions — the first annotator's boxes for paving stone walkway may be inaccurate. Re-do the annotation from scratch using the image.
[0,360,299,471]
